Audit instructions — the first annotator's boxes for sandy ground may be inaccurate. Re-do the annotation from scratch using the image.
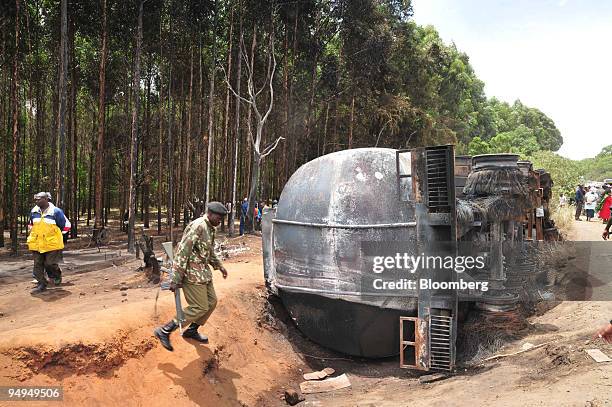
[0,235,306,406]
[0,221,610,407]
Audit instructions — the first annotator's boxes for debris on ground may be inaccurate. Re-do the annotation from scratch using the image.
[283,388,304,405]
[545,344,572,366]
[216,240,252,260]
[418,373,448,384]
[300,373,351,394]
[521,342,535,351]
[480,341,554,363]
[303,367,335,381]
[585,349,611,363]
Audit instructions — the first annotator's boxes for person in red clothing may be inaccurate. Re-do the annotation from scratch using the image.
[598,189,612,223]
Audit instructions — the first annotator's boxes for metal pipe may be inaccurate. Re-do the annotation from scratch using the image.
[274,283,418,297]
[272,219,417,229]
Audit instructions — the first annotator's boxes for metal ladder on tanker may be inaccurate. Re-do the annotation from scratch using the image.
[396,145,458,372]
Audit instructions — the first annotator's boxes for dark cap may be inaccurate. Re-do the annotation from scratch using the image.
[207,201,228,215]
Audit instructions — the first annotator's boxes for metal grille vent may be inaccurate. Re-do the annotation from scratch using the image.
[429,315,452,371]
[425,149,450,208]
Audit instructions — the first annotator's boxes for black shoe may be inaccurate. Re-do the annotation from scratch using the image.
[182,324,209,343]
[154,320,178,351]
[30,283,47,295]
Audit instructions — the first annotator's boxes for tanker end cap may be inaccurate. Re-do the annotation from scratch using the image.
[207,201,229,216]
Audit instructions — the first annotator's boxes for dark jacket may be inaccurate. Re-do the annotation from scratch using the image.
[575,188,584,203]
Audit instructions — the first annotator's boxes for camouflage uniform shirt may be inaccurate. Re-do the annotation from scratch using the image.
[172,215,223,285]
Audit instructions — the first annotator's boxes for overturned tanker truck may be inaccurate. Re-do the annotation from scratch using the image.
[262,145,559,371]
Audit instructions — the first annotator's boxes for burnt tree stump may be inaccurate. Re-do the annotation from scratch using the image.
[138,232,160,283]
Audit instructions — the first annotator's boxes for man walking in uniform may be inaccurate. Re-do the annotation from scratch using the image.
[154,201,229,351]
[28,192,71,294]
[575,184,585,220]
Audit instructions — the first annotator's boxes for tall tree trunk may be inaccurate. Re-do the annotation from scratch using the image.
[57,0,68,207]
[69,17,78,238]
[94,0,108,230]
[221,7,234,231]
[348,93,355,149]
[128,0,143,253]
[289,5,299,173]
[184,48,193,225]
[197,34,203,198]
[245,26,256,231]
[0,29,5,248]
[87,136,93,226]
[229,9,243,237]
[322,101,329,155]
[167,35,174,242]
[174,78,184,227]
[143,63,151,229]
[281,16,289,188]
[0,130,4,247]
[205,0,218,204]
[157,16,164,234]
[10,0,21,253]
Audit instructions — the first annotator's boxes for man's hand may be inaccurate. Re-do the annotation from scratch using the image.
[603,229,610,240]
[220,266,228,279]
[169,281,183,292]
[593,323,612,343]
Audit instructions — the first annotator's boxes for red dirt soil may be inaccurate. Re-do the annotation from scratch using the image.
[0,235,305,406]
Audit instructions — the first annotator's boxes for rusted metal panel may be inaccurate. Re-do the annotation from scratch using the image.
[417,317,429,370]
[399,316,429,370]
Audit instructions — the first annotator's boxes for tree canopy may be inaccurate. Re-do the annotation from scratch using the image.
[0,0,572,250]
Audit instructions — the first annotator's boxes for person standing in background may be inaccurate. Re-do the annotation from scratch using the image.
[585,189,598,221]
[597,189,611,224]
[575,184,585,220]
[239,198,248,236]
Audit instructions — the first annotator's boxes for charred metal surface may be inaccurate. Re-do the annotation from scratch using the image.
[472,153,521,170]
[265,148,419,357]
[454,155,472,199]
[263,145,558,365]
[463,154,527,197]
[282,291,413,358]
[261,207,277,295]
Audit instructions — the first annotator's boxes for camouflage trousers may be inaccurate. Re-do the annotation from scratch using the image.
[175,282,217,326]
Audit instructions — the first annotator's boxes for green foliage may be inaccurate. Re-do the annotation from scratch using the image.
[1,0,570,226]
[489,125,539,156]
[526,145,612,198]
[467,136,489,155]
[579,145,612,181]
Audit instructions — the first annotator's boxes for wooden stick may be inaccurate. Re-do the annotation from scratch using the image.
[480,340,555,362]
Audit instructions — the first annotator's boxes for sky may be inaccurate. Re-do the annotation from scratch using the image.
[411,0,612,160]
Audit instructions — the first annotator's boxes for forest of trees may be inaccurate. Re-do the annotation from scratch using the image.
[0,0,566,253]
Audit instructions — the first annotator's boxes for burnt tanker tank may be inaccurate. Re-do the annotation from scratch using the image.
[262,148,422,358]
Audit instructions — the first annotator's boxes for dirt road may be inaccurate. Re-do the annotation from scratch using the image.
[569,218,609,241]
[0,236,305,406]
